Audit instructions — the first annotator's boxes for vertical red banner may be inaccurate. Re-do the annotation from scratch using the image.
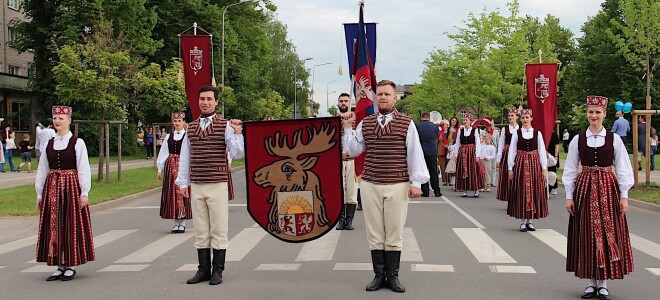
[180,34,212,120]
[525,63,558,149]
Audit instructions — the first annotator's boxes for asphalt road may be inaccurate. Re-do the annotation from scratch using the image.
[0,169,658,299]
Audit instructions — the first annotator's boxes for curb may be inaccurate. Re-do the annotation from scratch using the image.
[628,198,660,214]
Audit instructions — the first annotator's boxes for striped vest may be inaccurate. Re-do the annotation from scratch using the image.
[362,110,411,184]
[188,116,229,183]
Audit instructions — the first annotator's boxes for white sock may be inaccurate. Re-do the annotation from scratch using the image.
[474,190,479,195]
[51,267,64,276]
[179,220,186,227]
[63,267,75,276]
[520,219,525,225]
[174,220,179,227]
[526,219,532,224]
[597,280,608,294]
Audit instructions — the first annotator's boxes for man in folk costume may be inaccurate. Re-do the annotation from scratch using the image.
[454,113,485,197]
[343,80,429,293]
[336,92,358,231]
[507,108,549,232]
[564,96,634,300]
[496,108,520,202]
[35,106,93,281]
[157,112,192,233]
[176,85,244,286]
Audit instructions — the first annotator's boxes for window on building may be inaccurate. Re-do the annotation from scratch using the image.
[10,102,30,131]
[460,110,468,118]
[8,65,20,75]
[7,26,17,43]
[8,0,20,10]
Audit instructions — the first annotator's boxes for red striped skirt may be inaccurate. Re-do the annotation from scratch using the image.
[566,166,634,279]
[496,145,511,201]
[36,170,95,266]
[160,154,192,220]
[507,150,548,219]
[455,144,485,191]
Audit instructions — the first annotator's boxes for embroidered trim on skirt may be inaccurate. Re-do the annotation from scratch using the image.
[507,150,548,219]
[455,144,485,191]
[36,169,95,266]
[160,154,192,220]
[566,166,634,279]
[496,145,511,201]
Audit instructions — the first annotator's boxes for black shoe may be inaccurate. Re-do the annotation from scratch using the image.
[526,223,536,231]
[473,193,479,198]
[581,286,597,299]
[178,225,185,233]
[461,192,467,198]
[434,191,442,197]
[344,204,356,230]
[46,268,65,281]
[519,224,528,232]
[336,204,345,230]
[384,251,405,293]
[209,249,226,285]
[366,250,386,291]
[187,248,212,284]
[597,288,610,300]
[421,194,429,197]
[61,268,76,281]
[171,225,179,234]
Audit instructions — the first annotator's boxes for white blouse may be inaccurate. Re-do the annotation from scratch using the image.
[35,132,92,199]
[157,130,186,172]
[453,127,482,158]
[342,112,430,188]
[496,124,519,162]
[507,127,548,171]
[562,127,634,199]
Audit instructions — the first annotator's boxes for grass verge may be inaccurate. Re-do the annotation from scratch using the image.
[0,159,245,217]
[556,169,659,205]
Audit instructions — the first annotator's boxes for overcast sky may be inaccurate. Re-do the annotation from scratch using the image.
[271,0,604,114]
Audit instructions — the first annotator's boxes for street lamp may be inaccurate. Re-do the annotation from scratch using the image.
[294,57,313,118]
[311,62,332,106]
[222,0,258,116]
[326,80,336,114]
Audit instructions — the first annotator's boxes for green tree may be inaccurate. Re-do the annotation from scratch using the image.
[132,61,188,125]
[328,106,338,116]
[253,91,292,120]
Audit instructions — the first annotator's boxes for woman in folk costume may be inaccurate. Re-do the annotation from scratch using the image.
[496,108,520,201]
[564,96,634,300]
[35,106,93,281]
[454,113,485,197]
[507,108,548,232]
[157,112,192,233]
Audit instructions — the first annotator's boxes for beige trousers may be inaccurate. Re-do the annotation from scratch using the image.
[481,158,492,186]
[342,160,358,204]
[360,180,409,251]
[191,182,229,249]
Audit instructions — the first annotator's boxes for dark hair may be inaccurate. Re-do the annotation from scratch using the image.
[376,79,396,90]
[43,118,53,127]
[338,93,350,100]
[421,112,431,119]
[199,85,219,100]
[449,116,460,129]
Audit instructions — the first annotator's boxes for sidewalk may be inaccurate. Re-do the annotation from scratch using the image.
[0,159,155,189]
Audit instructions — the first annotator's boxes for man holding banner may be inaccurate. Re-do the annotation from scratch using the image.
[343,80,429,293]
[336,92,358,231]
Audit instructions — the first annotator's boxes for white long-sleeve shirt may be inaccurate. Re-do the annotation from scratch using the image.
[36,126,57,152]
[496,124,519,163]
[157,130,186,172]
[480,144,496,160]
[175,115,244,189]
[342,113,430,188]
[562,127,634,199]
[453,127,482,158]
[507,127,548,171]
[35,132,92,199]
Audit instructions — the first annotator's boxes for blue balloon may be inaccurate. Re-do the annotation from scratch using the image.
[623,102,633,113]
[614,101,624,111]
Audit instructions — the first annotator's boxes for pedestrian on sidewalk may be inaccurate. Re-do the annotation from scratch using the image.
[343,80,429,293]
[496,108,519,202]
[564,96,634,300]
[416,112,442,197]
[651,128,657,171]
[507,108,549,232]
[611,110,630,144]
[336,93,358,231]
[563,128,571,153]
[1,123,16,172]
[17,133,34,173]
[157,112,192,234]
[547,129,561,195]
[479,134,496,192]
[36,118,56,162]
[35,105,94,281]
[455,113,485,198]
[145,126,155,159]
[176,85,244,286]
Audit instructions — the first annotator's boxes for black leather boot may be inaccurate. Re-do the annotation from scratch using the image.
[366,250,386,291]
[336,204,345,230]
[356,189,363,211]
[385,251,405,293]
[344,204,356,230]
[187,248,212,284]
[209,249,226,285]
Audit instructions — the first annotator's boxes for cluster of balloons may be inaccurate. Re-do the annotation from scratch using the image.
[614,101,633,113]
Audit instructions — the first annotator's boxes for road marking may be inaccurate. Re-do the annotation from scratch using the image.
[117,206,159,209]
[409,201,447,204]
[528,229,567,257]
[402,227,423,262]
[411,264,454,272]
[175,264,198,272]
[250,223,259,228]
[255,264,300,271]
[26,229,138,263]
[21,265,55,273]
[227,228,267,262]
[228,203,247,207]
[489,265,536,274]
[333,263,372,271]
[99,264,150,272]
[0,235,36,256]
[646,268,660,276]
[453,228,517,263]
[630,234,660,260]
[441,196,486,229]
[115,232,193,263]
[0,266,5,270]
[295,230,340,261]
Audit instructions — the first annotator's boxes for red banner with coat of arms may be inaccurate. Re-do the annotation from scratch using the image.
[244,117,343,243]
[180,34,212,120]
[525,63,559,149]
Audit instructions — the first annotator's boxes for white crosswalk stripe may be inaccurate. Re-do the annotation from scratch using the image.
[630,234,660,260]
[296,229,340,261]
[0,235,36,256]
[453,228,517,263]
[528,229,567,257]
[227,228,268,262]
[402,227,423,262]
[115,232,193,263]
[26,229,138,264]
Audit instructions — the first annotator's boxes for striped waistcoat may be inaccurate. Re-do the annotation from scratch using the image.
[362,111,411,184]
[187,116,229,183]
